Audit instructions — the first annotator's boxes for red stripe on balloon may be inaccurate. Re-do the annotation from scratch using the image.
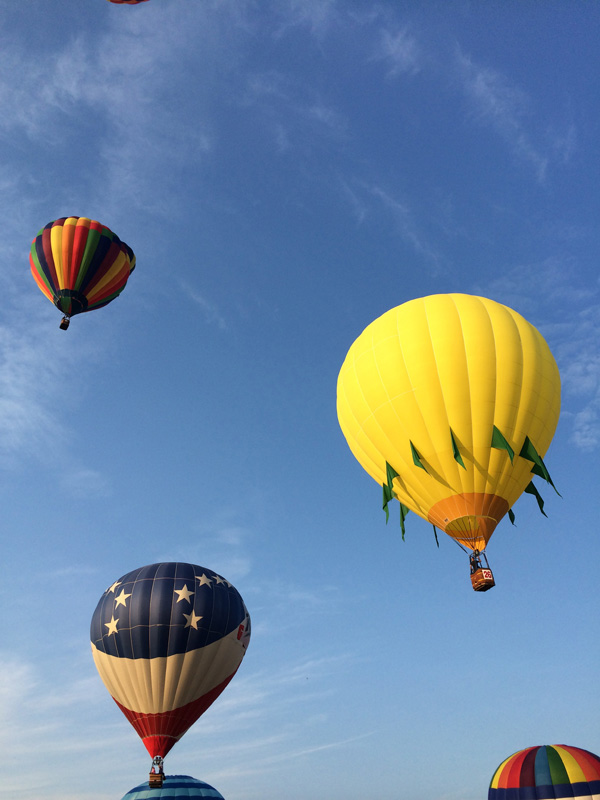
[519,747,538,788]
[503,748,531,789]
[113,671,237,758]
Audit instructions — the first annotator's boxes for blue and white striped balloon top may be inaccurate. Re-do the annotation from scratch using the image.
[120,774,225,799]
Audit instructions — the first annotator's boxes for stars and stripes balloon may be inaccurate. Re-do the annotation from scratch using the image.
[90,562,251,761]
[337,294,561,557]
[121,775,225,799]
[29,216,135,329]
[488,744,600,799]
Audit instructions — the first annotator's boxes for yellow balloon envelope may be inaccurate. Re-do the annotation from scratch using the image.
[337,294,561,552]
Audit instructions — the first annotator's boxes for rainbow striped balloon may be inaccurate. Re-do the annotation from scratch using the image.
[30,216,135,326]
[489,744,600,799]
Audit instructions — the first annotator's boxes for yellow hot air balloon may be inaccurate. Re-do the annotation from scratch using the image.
[336,294,561,590]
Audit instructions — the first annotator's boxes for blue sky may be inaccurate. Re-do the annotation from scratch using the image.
[1,2,599,798]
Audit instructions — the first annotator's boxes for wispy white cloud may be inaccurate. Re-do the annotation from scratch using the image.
[0,654,102,758]
[373,26,421,77]
[273,0,339,38]
[337,177,443,271]
[0,43,53,141]
[371,186,440,266]
[548,120,577,164]
[0,5,235,220]
[0,322,68,466]
[44,563,99,580]
[242,69,348,154]
[0,650,137,799]
[0,312,118,504]
[58,467,111,498]
[0,167,51,293]
[180,280,227,330]
[178,652,364,772]
[249,729,374,767]
[274,122,292,153]
[367,21,570,183]
[339,178,368,224]
[0,657,35,738]
[214,525,248,547]
[554,302,600,451]
[206,654,349,723]
[176,514,254,583]
[243,70,290,104]
[454,47,549,182]
[308,102,347,133]
[569,398,600,450]
[370,184,442,271]
[473,260,600,451]
[261,578,343,614]
[1,645,361,799]
[473,256,594,314]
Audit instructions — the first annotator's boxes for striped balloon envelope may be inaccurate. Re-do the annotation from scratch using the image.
[489,744,600,799]
[120,775,225,799]
[30,216,135,328]
[90,563,251,760]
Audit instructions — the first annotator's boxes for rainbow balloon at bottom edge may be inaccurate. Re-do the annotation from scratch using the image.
[489,744,600,799]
